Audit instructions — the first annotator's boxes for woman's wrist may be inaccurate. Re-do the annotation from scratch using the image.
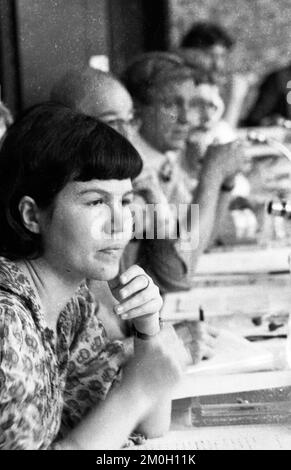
[132,314,161,337]
[132,324,161,341]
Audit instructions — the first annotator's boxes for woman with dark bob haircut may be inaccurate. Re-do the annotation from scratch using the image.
[0,103,181,450]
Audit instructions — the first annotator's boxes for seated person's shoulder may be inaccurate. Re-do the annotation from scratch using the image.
[279,63,291,87]
[0,289,34,336]
[131,132,165,171]
[0,289,52,450]
[260,64,291,89]
[0,290,41,370]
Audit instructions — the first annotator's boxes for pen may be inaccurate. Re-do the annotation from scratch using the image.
[161,316,194,322]
[199,306,205,322]
[245,334,287,341]
[161,305,206,323]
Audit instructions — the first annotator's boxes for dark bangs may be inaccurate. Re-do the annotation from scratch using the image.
[0,103,142,207]
[72,118,143,182]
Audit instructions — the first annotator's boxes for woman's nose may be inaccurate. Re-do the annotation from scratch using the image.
[111,204,126,234]
[177,104,191,124]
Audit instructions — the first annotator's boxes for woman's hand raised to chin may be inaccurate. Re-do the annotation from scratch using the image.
[109,265,163,336]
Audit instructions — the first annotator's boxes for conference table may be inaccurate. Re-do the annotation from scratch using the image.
[135,243,291,450]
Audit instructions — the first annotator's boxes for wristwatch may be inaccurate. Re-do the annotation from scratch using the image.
[132,321,162,340]
[221,181,235,192]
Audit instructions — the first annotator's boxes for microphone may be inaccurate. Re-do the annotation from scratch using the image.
[267,200,291,219]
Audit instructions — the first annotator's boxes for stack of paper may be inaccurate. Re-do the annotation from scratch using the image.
[185,329,274,376]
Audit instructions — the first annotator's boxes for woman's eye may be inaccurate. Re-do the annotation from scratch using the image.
[88,199,105,206]
[122,198,133,206]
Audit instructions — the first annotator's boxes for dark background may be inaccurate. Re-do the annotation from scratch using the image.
[0,0,169,114]
[1,0,291,115]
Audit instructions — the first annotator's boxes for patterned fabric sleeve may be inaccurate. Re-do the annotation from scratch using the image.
[0,294,60,449]
[57,286,127,439]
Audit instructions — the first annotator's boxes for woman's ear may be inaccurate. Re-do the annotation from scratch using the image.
[18,196,41,234]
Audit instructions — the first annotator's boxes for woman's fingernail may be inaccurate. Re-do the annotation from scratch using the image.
[115,305,124,314]
[121,313,128,320]
[120,274,127,284]
[121,289,128,299]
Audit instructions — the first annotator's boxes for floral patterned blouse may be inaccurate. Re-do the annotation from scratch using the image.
[0,257,126,449]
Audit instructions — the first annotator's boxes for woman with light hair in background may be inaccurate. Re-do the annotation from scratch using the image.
[122,51,247,259]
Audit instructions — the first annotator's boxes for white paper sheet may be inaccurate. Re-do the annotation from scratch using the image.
[162,280,291,319]
[173,370,291,400]
[195,246,291,275]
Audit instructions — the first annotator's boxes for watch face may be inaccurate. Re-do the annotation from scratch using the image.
[159,160,173,183]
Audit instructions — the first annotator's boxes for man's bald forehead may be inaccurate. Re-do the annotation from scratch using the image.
[51,68,125,112]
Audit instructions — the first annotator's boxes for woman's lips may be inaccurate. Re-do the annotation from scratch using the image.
[98,247,124,257]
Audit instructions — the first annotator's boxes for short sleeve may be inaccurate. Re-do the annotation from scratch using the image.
[244,72,282,126]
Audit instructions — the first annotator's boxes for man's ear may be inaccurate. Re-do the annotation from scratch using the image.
[132,101,143,130]
[18,196,41,234]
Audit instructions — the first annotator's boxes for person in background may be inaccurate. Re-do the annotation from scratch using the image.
[51,68,137,142]
[179,21,255,128]
[182,74,257,244]
[122,52,247,265]
[51,67,217,363]
[0,103,182,449]
[183,73,235,174]
[244,62,291,127]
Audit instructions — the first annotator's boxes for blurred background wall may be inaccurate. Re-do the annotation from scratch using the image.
[1,0,291,113]
[168,0,291,76]
[0,0,169,111]
[16,0,109,108]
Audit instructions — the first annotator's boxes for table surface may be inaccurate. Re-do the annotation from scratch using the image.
[155,245,291,449]
[131,424,291,450]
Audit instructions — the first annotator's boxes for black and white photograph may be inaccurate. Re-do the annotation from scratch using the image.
[0,0,291,453]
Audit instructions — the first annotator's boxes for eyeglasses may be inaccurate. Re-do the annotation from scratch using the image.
[102,113,137,135]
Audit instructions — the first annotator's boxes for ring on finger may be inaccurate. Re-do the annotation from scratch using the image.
[142,275,150,289]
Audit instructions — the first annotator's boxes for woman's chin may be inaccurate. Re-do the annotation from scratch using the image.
[88,259,120,281]
[99,266,120,281]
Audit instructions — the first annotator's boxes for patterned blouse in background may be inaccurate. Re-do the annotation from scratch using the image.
[0,257,126,449]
